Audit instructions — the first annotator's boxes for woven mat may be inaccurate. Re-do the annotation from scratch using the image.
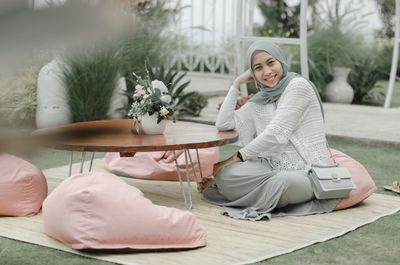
[1,159,400,265]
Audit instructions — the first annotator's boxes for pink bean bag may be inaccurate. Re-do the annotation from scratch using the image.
[0,153,48,217]
[104,147,219,181]
[42,172,207,250]
[331,149,377,210]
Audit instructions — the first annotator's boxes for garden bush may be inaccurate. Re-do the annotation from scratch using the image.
[0,69,38,127]
[179,92,208,117]
[0,52,49,127]
[348,50,385,105]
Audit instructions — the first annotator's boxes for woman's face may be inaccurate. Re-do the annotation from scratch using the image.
[251,51,283,88]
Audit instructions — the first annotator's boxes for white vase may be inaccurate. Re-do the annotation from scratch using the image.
[325,67,354,104]
[36,58,72,129]
[140,113,166,134]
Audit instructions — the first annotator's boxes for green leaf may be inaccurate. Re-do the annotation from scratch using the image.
[172,80,191,98]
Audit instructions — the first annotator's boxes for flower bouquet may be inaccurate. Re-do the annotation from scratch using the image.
[128,72,174,134]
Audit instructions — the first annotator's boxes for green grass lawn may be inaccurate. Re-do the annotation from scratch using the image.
[0,137,399,265]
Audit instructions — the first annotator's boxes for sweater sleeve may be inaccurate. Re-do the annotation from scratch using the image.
[216,86,256,146]
[239,78,313,160]
[215,86,239,130]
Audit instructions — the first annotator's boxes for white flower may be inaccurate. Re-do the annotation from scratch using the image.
[160,94,172,104]
[159,106,170,117]
[151,80,168,93]
[129,73,175,121]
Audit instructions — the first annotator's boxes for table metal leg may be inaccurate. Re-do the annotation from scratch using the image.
[195,149,204,180]
[173,150,193,209]
[187,150,200,183]
[89,152,95,172]
[68,151,94,176]
[183,150,193,209]
[68,151,74,177]
[173,150,186,205]
[79,151,86,173]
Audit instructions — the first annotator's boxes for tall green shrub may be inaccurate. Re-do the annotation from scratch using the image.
[60,46,122,122]
[348,53,384,105]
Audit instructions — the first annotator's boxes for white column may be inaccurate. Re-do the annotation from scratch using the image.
[299,0,309,79]
[384,0,399,108]
[235,0,248,96]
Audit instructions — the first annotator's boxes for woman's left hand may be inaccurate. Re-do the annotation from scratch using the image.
[212,153,241,176]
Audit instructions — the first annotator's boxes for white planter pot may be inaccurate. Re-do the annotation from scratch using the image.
[140,113,166,134]
[36,59,72,129]
[325,67,354,104]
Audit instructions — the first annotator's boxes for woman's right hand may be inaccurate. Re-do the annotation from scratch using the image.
[233,69,253,89]
[163,150,184,163]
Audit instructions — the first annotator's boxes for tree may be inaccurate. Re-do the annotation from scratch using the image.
[375,0,395,38]
[253,0,300,37]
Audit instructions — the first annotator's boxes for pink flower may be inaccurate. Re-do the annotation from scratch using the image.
[135,84,145,95]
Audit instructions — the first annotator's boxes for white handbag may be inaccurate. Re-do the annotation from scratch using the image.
[308,165,355,199]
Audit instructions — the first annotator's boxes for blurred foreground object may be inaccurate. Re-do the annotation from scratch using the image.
[0,121,125,155]
[0,0,131,73]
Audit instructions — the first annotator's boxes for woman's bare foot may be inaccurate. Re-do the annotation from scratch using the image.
[197,175,215,192]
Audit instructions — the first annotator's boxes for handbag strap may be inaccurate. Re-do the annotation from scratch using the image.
[274,80,337,169]
[289,85,337,168]
[300,80,337,168]
[290,138,337,170]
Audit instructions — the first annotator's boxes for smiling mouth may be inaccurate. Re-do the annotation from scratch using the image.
[264,75,276,82]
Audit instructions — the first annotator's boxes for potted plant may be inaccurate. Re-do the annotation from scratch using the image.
[128,72,174,134]
[308,24,362,103]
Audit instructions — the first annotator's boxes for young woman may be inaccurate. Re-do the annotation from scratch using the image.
[200,40,340,220]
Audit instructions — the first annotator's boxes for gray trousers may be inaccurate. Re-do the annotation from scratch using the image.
[203,158,338,220]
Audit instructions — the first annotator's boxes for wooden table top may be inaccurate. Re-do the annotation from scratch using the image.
[33,119,238,152]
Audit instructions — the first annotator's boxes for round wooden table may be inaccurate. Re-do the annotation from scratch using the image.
[35,119,238,208]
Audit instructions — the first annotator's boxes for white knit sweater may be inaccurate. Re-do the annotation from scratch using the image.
[216,77,334,170]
